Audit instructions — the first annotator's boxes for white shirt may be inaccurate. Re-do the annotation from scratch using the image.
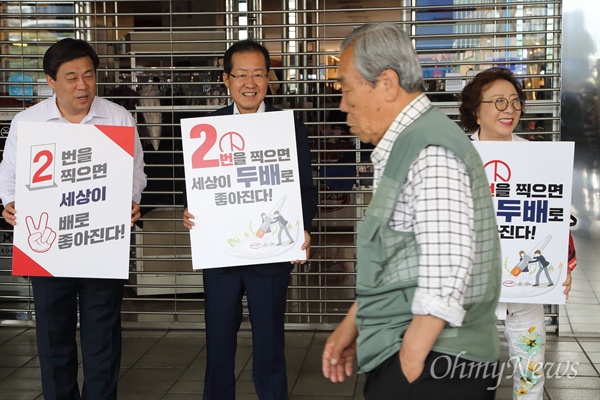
[232,101,266,114]
[0,95,147,205]
[371,94,476,327]
[470,129,527,142]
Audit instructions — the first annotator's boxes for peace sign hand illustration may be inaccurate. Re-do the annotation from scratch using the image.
[26,212,57,253]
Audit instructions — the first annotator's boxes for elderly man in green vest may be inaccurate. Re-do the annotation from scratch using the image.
[321,23,501,400]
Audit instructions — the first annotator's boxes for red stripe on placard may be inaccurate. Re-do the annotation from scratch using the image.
[95,125,135,157]
[12,246,53,277]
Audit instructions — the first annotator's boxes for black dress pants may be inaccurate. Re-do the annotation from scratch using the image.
[32,277,124,400]
[364,351,498,400]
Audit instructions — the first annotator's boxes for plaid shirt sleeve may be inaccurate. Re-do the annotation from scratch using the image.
[391,145,475,327]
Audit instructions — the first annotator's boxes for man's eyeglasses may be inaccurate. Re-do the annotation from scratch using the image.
[480,98,524,111]
[228,73,268,82]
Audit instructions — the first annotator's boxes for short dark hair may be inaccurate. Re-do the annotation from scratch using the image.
[223,40,270,75]
[43,38,100,80]
[459,67,525,133]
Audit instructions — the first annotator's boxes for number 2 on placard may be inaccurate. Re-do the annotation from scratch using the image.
[190,123,219,169]
[29,144,56,190]
[32,150,53,183]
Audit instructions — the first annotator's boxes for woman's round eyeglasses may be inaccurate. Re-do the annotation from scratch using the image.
[480,98,524,111]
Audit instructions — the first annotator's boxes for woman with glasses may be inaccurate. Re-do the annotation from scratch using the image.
[460,67,525,141]
[460,67,574,400]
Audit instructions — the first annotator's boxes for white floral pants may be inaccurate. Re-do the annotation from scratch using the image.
[504,303,546,400]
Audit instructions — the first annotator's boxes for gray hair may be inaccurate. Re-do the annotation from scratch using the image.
[341,23,423,93]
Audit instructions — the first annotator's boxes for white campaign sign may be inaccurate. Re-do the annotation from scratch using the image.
[13,121,134,279]
[181,111,305,270]
[473,141,574,305]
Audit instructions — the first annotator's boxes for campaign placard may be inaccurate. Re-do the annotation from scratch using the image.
[181,111,305,270]
[13,121,134,279]
[473,141,574,304]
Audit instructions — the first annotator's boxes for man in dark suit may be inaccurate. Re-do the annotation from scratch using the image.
[183,40,317,400]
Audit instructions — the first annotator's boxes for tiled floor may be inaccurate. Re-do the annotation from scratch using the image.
[0,326,599,400]
[558,230,600,338]
[1,135,599,400]
[1,227,597,399]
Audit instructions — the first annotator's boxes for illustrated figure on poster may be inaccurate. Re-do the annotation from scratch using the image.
[513,249,533,279]
[259,213,272,234]
[532,250,554,287]
[219,192,301,258]
[510,234,552,277]
[517,250,531,286]
[272,210,294,245]
[255,195,286,239]
[257,212,275,245]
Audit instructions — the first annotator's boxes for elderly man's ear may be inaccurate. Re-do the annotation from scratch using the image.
[379,69,400,100]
